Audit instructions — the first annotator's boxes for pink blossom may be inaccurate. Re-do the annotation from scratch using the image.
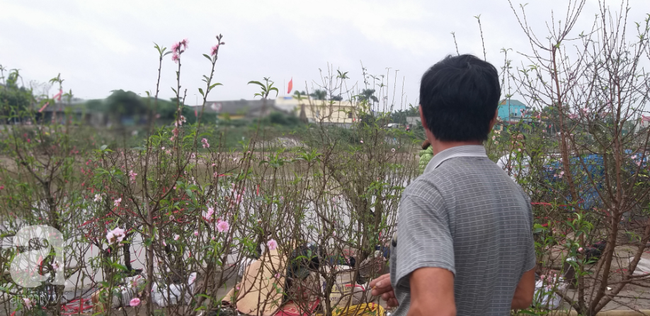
[94,194,102,202]
[194,231,199,236]
[578,247,584,252]
[129,298,141,307]
[23,297,33,310]
[217,220,229,233]
[171,42,180,52]
[171,53,179,63]
[129,170,137,182]
[540,274,545,280]
[106,227,125,244]
[360,139,364,144]
[114,198,122,207]
[52,261,60,270]
[0,185,4,190]
[267,239,278,251]
[211,44,219,56]
[204,207,215,221]
[202,138,210,148]
[174,234,180,241]
[391,148,395,153]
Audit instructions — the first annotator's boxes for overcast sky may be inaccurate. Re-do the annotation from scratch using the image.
[1,0,647,110]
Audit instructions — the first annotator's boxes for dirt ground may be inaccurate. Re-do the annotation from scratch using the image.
[541,245,650,312]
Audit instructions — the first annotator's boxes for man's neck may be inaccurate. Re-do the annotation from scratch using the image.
[429,140,483,155]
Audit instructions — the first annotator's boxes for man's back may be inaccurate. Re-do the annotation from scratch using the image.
[390,146,535,315]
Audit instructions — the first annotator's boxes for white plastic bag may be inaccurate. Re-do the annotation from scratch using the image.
[152,272,197,307]
[533,278,567,310]
[111,275,146,308]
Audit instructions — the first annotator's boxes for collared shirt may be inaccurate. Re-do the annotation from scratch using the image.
[390,145,536,316]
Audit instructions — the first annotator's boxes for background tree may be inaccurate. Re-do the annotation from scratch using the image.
[310,89,327,101]
[0,70,33,122]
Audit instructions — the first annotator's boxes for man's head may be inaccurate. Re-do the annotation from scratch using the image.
[419,54,501,142]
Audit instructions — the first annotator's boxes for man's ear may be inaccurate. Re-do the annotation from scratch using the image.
[419,105,429,130]
[489,108,498,130]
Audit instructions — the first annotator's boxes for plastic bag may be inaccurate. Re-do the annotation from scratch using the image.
[533,278,567,310]
[152,272,197,307]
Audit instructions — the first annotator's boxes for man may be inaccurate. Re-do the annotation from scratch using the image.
[370,55,536,315]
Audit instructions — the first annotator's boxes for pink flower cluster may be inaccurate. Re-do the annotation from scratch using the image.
[203,207,215,221]
[202,138,210,148]
[216,220,229,233]
[129,170,137,182]
[130,298,141,307]
[171,39,188,63]
[23,297,34,310]
[174,115,187,127]
[106,227,126,244]
[170,127,180,142]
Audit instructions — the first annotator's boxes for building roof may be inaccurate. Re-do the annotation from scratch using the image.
[499,99,527,107]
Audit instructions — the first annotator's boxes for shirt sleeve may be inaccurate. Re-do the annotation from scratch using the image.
[393,191,455,290]
[523,197,537,271]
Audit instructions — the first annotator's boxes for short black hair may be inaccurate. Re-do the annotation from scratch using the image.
[419,54,501,142]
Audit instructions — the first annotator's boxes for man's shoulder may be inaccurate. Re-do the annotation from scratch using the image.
[415,156,531,204]
[402,175,443,203]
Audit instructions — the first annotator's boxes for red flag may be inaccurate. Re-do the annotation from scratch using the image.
[287,78,293,94]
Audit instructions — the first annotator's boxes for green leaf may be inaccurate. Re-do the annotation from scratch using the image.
[199,88,205,96]
[209,83,222,90]
[203,54,212,61]
[100,145,108,151]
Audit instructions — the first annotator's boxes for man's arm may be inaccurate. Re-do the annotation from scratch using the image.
[511,268,535,310]
[408,267,456,316]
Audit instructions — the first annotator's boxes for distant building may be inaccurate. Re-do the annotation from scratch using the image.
[201,99,283,120]
[497,99,529,123]
[636,115,650,133]
[275,96,357,127]
[36,97,96,125]
[406,116,421,127]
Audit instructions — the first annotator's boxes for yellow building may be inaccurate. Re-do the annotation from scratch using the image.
[274,96,358,125]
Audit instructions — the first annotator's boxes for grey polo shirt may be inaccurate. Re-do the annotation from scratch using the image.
[389,145,535,315]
